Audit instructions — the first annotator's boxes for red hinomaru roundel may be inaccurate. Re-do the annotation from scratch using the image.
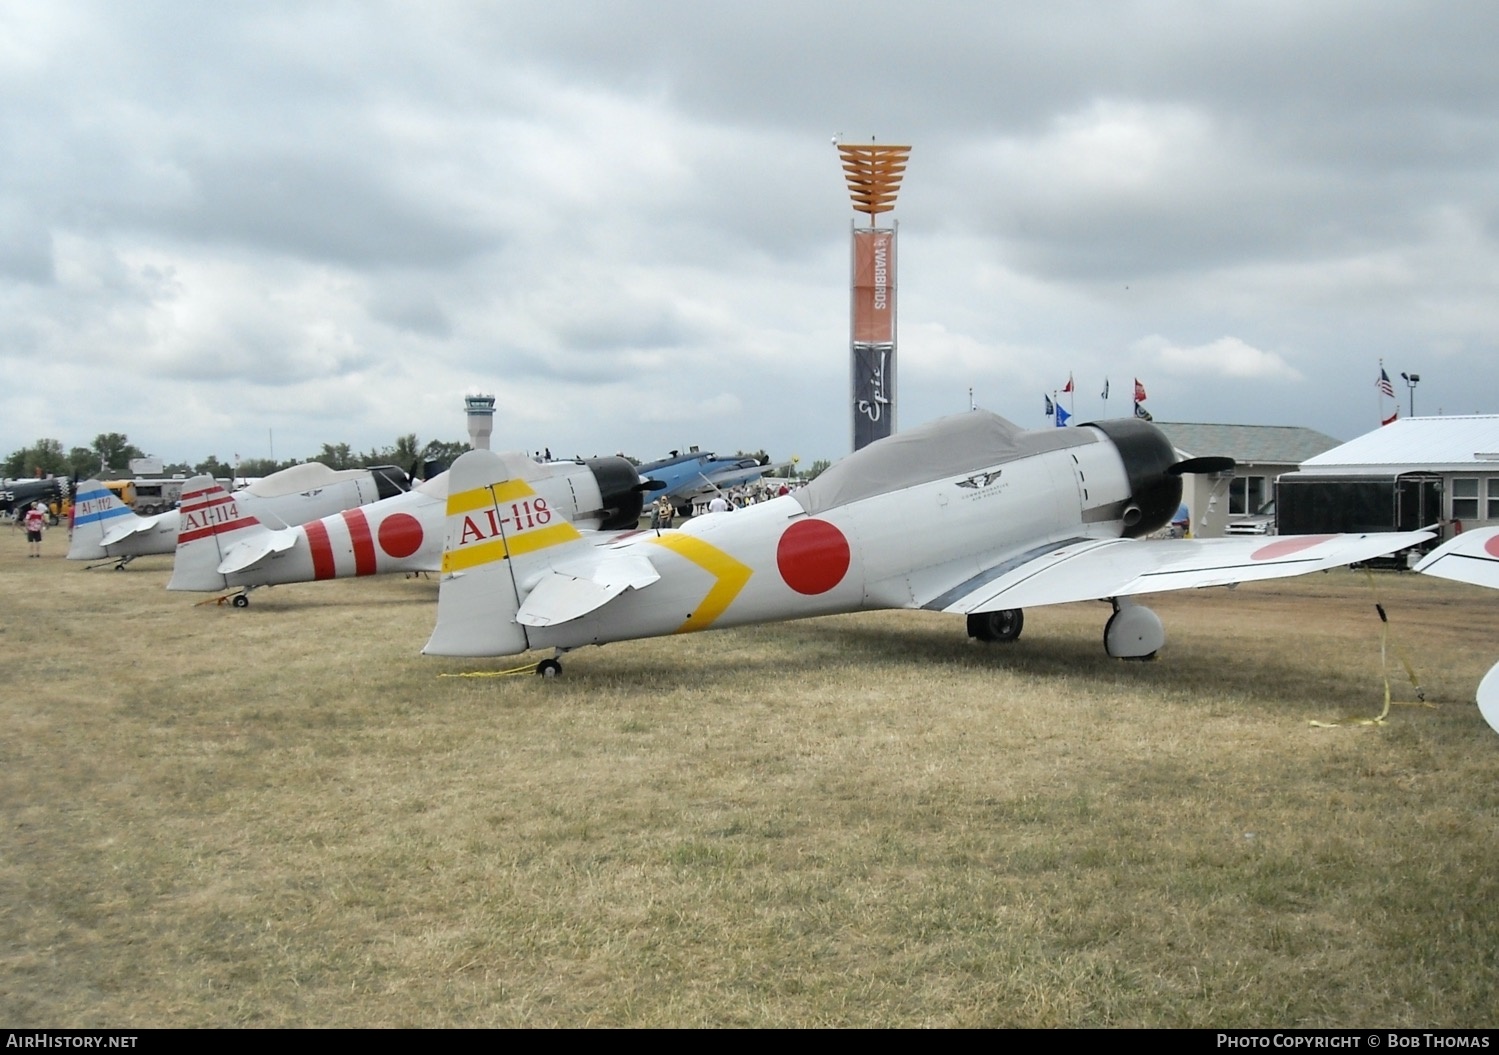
[378,513,424,559]
[1251,535,1336,561]
[776,519,850,595]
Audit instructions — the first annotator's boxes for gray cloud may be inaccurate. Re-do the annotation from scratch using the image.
[2,1,1497,466]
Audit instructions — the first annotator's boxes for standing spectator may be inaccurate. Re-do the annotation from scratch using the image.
[24,502,46,557]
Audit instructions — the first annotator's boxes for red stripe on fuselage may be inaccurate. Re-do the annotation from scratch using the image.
[305,519,336,580]
[343,508,377,576]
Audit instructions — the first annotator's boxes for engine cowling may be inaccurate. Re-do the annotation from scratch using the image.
[583,457,651,531]
[1089,419,1182,538]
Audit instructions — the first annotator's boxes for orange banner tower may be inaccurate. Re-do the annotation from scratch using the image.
[837,143,910,450]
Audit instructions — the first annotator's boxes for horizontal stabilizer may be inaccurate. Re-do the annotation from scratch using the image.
[101,515,164,546]
[216,528,300,575]
[516,552,661,627]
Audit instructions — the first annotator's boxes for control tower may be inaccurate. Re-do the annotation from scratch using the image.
[465,394,496,450]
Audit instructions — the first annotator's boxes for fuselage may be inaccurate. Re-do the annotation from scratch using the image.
[170,455,653,592]
[70,463,409,561]
[515,417,1164,654]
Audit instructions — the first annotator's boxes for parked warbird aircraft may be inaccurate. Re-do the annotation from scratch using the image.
[638,449,785,515]
[68,463,412,568]
[1415,527,1499,733]
[423,410,1432,675]
[167,454,659,605]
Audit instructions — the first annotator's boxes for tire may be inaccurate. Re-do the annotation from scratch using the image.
[966,608,1023,642]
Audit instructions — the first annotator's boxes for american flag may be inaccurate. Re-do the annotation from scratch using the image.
[1377,368,1395,398]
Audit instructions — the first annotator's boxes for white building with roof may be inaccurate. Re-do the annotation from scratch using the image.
[1279,415,1499,539]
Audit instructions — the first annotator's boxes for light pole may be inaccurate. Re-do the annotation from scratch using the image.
[1400,372,1421,417]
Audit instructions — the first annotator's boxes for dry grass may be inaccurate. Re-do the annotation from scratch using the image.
[2,535,1498,1027]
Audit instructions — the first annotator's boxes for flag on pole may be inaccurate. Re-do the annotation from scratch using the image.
[1377,368,1395,399]
[1134,378,1148,402]
[1134,402,1153,421]
[1382,409,1398,427]
[1044,394,1055,417]
[1056,405,1072,427]
[1061,374,1073,394]
[1100,378,1109,400]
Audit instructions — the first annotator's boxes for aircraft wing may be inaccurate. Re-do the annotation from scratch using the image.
[216,528,301,575]
[1413,528,1499,736]
[703,462,777,489]
[515,551,661,627]
[930,531,1433,615]
[1414,527,1499,590]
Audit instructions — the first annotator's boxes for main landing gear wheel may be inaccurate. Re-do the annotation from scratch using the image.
[967,608,1024,643]
[231,594,250,608]
[536,658,562,678]
[1103,599,1164,660]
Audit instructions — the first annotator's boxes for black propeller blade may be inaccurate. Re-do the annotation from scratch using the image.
[1168,456,1235,476]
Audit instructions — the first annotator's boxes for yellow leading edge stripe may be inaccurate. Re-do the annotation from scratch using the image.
[445,479,542,516]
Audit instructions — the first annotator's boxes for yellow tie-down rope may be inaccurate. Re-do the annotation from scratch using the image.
[439,660,541,679]
[1310,568,1430,727]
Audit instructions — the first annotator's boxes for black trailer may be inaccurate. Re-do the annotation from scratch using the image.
[1275,471,1441,564]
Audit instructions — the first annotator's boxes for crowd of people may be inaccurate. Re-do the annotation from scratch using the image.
[648,479,803,527]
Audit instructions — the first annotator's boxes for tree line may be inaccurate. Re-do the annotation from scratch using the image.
[6,433,828,484]
[3,433,474,481]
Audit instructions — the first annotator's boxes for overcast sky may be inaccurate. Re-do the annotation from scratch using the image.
[3,1,1496,469]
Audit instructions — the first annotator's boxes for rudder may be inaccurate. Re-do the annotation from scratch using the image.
[67,480,140,561]
[167,477,267,592]
[423,449,593,658]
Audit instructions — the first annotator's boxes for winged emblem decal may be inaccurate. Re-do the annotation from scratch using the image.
[955,470,1003,490]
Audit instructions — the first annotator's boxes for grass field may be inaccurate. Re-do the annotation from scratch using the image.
[3,532,1498,1027]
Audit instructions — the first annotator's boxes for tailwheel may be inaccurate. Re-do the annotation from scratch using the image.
[967,608,1024,643]
[536,658,562,678]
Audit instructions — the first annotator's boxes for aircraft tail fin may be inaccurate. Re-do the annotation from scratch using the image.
[67,480,141,560]
[423,449,592,658]
[166,476,268,592]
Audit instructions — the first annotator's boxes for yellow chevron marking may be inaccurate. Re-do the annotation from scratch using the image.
[648,533,752,633]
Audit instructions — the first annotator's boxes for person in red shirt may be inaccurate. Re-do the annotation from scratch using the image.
[23,502,46,557]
